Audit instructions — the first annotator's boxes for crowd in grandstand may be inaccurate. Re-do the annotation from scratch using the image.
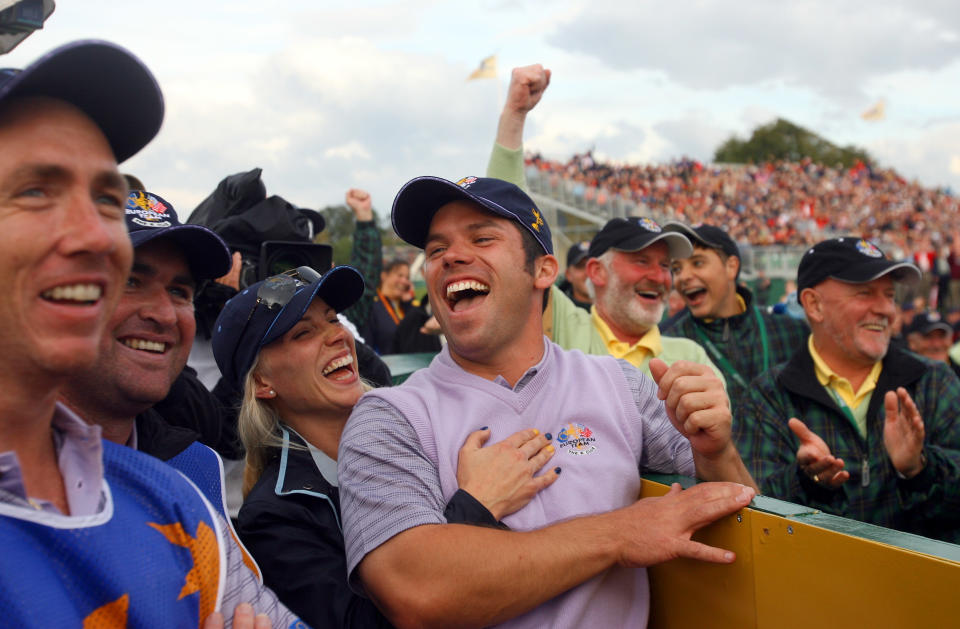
[524,151,960,262]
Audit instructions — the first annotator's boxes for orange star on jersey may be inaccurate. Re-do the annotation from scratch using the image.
[83,593,129,628]
[149,521,220,622]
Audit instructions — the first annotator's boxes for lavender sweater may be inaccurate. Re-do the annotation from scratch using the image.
[340,339,694,628]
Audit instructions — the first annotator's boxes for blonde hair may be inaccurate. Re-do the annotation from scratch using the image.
[238,356,287,498]
[238,353,374,498]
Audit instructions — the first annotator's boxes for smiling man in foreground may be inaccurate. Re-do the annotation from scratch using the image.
[0,40,296,627]
[338,175,756,628]
[736,237,960,542]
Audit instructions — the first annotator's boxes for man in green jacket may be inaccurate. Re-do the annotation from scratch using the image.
[735,237,960,542]
[663,222,809,405]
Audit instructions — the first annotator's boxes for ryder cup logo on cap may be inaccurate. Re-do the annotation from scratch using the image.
[588,216,693,259]
[856,239,883,258]
[797,236,921,292]
[638,217,662,233]
[457,176,479,188]
[126,190,172,228]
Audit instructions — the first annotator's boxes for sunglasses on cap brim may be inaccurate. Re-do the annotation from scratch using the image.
[231,265,322,372]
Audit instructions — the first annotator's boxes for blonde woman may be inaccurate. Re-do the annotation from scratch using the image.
[212,266,560,628]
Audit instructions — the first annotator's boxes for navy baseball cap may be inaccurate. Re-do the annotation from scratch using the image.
[566,242,589,268]
[904,311,953,337]
[392,176,553,255]
[212,265,365,389]
[797,237,920,292]
[125,190,232,281]
[664,222,740,259]
[0,40,163,163]
[588,217,692,259]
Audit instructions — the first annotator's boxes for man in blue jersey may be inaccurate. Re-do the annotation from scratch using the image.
[0,40,296,627]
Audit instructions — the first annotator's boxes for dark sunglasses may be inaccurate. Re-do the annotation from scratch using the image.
[231,266,322,368]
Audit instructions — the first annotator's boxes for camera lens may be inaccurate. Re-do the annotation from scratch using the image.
[266,251,312,277]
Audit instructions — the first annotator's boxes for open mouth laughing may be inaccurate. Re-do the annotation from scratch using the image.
[446,279,490,312]
[681,287,708,306]
[860,319,889,333]
[322,354,355,380]
[636,287,665,303]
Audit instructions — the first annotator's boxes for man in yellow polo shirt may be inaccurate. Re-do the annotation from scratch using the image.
[550,216,724,380]
[735,237,960,542]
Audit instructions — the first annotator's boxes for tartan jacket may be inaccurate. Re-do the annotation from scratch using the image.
[662,285,809,408]
[734,345,960,543]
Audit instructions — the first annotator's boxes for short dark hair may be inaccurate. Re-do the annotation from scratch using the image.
[516,224,540,275]
[510,222,552,312]
[692,243,740,280]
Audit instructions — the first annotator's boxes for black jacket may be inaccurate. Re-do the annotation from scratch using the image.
[150,365,244,459]
[238,429,500,629]
[134,408,199,461]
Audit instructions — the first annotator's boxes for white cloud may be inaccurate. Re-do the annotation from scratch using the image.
[324,141,373,161]
[7,0,960,220]
[869,122,960,191]
[548,0,960,99]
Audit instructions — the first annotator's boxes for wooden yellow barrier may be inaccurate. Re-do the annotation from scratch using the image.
[641,476,960,629]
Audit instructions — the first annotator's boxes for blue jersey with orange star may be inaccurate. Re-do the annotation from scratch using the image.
[0,440,225,627]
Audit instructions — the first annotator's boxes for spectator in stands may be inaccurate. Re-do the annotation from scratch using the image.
[362,256,442,355]
[946,306,960,332]
[753,269,773,306]
[482,65,721,378]
[662,222,808,405]
[0,39,297,626]
[59,190,237,505]
[361,257,413,353]
[212,264,559,628]
[735,237,960,543]
[904,311,960,380]
[339,174,756,628]
[340,187,382,331]
[557,241,592,310]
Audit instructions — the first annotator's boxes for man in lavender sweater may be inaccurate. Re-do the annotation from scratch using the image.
[338,175,757,629]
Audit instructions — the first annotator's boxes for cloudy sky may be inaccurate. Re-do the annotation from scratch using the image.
[6,0,960,222]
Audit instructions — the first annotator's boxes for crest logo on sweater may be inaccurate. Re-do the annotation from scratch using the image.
[556,422,597,455]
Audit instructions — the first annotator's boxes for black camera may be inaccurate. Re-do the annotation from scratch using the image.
[0,0,54,54]
[239,240,333,288]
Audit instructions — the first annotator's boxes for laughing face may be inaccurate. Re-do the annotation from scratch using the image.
[254,298,363,420]
[61,238,197,417]
[423,200,554,368]
[589,242,671,341]
[0,98,132,381]
[671,246,740,319]
[806,276,896,368]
